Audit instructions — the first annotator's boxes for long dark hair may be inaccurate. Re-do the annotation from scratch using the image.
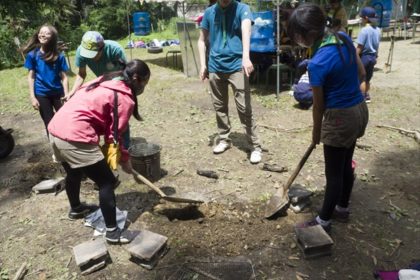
[21,24,59,63]
[86,59,151,121]
[287,3,355,64]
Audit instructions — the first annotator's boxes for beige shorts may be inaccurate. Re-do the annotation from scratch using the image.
[321,101,369,148]
[50,135,104,168]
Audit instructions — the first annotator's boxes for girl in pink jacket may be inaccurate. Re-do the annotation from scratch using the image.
[48,59,150,244]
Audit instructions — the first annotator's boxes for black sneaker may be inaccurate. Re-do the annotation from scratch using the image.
[105,228,133,244]
[295,218,332,233]
[331,209,350,223]
[317,208,350,223]
[68,203,98,219]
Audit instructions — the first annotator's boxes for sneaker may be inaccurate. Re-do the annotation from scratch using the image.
[68,203,99,219]
[365,93,371,103]
[105,228,133,244]
[213,141,231,154]
[317,208,350,223]
[250,149,262,164]
[331,209,350,223]
[295,218,332,233]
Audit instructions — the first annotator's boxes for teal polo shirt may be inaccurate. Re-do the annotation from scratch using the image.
[201,1,253,73]
[75,40,126,76]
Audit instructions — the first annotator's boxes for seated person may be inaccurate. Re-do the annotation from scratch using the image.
[292,59,312,109]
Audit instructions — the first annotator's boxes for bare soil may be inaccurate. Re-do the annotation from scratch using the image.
[0,37,419,280]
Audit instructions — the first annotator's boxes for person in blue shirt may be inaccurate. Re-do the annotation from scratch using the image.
[23,24,69,137]
[287,3,369,233]
[357,7,381,103]
[293,59,313,109]
[198,0,262,164]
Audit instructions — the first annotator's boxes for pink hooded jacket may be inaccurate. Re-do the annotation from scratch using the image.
[48,78,135,162]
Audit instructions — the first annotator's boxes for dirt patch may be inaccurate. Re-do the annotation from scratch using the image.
[0,38,419,279]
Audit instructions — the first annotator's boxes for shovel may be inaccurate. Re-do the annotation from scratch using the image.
[264,143,315,218]
[132,170,204,204]
[384,35,395,73]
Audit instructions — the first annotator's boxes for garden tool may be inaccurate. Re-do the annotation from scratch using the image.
[384,35,395,73]
[132,170,204,204]
[264,143,315,218]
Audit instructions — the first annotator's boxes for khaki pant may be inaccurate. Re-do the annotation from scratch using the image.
[50,135,104,168]
[321,101,369,148]
[209,71,261,149]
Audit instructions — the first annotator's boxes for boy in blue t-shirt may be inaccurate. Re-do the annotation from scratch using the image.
[198,0,262,164]
[356,7,381,103]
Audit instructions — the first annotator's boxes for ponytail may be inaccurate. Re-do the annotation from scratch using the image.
[86,59,151,121]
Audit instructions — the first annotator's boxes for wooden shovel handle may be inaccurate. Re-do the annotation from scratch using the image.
[132,170,167,198]
[283,143,316,193]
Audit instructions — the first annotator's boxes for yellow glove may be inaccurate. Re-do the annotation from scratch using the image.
[101,143,121,170]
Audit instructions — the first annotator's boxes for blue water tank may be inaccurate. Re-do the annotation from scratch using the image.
[251,11,276,53]
[133,12,151,36]
[371,0,393,28]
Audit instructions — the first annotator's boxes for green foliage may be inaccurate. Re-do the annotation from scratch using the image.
[0,0,80,69]
[83,0,177,40]
[0,267,9,280]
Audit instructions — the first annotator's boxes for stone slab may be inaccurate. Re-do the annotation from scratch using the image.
[127,230,168,261]
[295,225,333,259]
[73,238,108,267]
[32,177,64,194]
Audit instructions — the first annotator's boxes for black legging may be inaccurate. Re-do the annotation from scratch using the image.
[36,95,62,136]
[319,143,356,221]
[62,159,118,228]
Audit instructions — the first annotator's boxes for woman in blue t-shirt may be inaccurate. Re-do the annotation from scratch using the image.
[23,24,69,137]
[287,3,369,233]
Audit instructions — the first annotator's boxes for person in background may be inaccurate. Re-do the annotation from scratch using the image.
[48,59,150,244]
[326,0,348,33]
[22,24,69,137]
[65,31,131,149]
[198,0,263,164]
[287,3,368,233]
[356,7,381,103]
[292,59,313,110]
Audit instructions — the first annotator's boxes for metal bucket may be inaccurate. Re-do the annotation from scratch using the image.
[129,143,161,182]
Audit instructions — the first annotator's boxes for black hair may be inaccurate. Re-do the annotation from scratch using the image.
[21,24,59,63]
[86,59,151,121]
[287,3,355,65]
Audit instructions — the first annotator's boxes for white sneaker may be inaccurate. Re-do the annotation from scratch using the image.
[213,141,231,154]
[250,149,262,164]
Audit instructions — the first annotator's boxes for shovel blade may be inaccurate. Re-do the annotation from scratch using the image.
[163,196,204,204]
[264,187,289,218]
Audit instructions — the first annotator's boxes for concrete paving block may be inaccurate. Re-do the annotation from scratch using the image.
[295,225,334,259]
[127,230,168,261]
[32,177,64,194]
[73,238,108,274]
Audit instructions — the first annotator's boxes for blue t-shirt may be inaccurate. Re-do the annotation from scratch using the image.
[201,1,253,73]
[356,24,381,56]
[75,40,126,76]
[308,33,364,109]
[24,49,69,97]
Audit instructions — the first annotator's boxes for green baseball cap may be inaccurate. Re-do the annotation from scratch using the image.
[80,31,104,58]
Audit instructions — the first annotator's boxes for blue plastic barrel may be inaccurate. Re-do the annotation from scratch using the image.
[133,12,151,36]
[251,11,276,53]
[370,0,393,28]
